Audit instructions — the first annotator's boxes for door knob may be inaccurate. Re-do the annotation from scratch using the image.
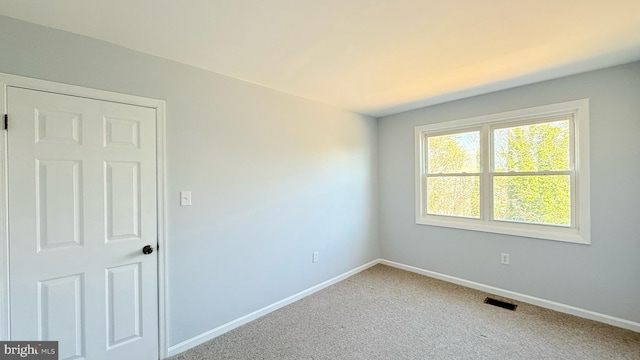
[142,245,154,255]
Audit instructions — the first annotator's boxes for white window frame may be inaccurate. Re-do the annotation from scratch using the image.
[415,99,590,244]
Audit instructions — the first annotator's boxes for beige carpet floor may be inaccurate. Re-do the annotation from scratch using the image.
[170,264,640,359]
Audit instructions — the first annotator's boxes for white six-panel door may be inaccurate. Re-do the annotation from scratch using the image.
[7,87,158,360]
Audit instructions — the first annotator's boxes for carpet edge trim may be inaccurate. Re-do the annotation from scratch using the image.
[379,259,640,333]
[166,259,380,357]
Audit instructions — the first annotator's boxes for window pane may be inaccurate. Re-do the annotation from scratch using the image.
[493,119,570,172]
[427,176,480,218]
[493,175,571,226]
[427,131,480,174]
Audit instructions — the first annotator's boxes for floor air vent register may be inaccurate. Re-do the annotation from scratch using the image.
[484,297,518,311]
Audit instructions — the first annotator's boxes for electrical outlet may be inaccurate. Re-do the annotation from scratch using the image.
[312,251,319,263]
[500,253,510,265]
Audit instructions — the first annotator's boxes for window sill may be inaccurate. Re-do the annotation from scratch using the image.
[416,216,590,245]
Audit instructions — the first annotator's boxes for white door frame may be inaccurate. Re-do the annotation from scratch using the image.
[0,73,169,359]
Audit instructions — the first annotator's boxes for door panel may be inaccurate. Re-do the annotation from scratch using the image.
[38,274,84,360]
[36,159,84,251]
[35,109,82,145]
[7,87,158,360]
[105,161,141,241]
[104,117,140,148]
[106,263,142,348]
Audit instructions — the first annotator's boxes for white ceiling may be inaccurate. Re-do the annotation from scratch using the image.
[2,1,640,117]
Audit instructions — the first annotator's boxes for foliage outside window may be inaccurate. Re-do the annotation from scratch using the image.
[415,100,590,244]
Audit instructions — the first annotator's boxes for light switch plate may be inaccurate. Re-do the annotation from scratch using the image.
[180,191,192,206]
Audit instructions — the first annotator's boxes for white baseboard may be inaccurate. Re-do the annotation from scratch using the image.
[168,257,639,358]
[379,259,640,333]
[166,259,379,357]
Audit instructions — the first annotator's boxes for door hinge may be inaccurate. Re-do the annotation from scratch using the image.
[3,114,7,130]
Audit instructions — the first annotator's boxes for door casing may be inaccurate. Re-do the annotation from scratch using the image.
[0,73,169,359]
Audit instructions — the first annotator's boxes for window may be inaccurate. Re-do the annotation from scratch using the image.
[415,100,590,244]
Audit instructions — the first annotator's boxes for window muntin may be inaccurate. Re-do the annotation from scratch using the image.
[415,100,590,244]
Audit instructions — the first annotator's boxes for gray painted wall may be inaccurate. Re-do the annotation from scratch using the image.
[0,16,379,346]
[379,61,640,323]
